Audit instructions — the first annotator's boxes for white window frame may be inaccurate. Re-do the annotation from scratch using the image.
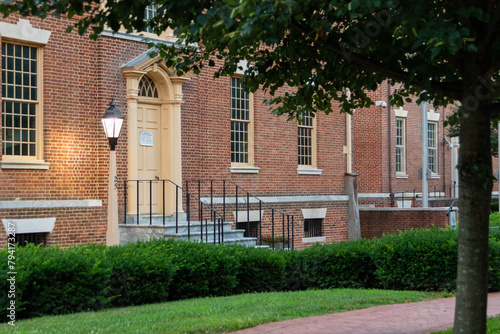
[0,20,50,170]
[394,107,408,178]
[428,121,438,174]
[230,76,257,173]
[395,117,406,176]
[297,111,321,175]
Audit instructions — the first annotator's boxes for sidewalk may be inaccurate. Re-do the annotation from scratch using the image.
[232,292,500,334]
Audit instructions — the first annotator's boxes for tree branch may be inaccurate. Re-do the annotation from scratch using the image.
[289,18,462,101]
[478,1,500,52]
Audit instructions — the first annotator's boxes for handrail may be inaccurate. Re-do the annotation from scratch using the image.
[124,179,225,244]
[186,180,294,250]
[123,178,294,249]
[393,181,459,207]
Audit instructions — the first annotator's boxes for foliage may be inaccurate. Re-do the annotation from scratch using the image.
[1,1,498,115]
[0,244,111,319]
[164,240,240,301]
[374,228,459,291]
[295,239,377,290]
[5,227,500,321]
[260,234,289,244]
[490,212,500,227]
[1,1,500,330]
[233,246,291,294]
[106,241,175,307]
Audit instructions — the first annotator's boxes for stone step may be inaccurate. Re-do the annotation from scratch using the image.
[126,213,188,225]
[120,222,258,247]
[124,220,233,232]
[165,229,247,241]
[163,221,233,234]
[169,235,258,248]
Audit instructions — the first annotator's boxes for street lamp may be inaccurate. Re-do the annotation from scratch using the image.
[102,98,125,246]
[102,98,125,151]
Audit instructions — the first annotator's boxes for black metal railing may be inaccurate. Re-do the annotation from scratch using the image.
[393,181,459,207]
[123,179,225,244]
[187,180,295,250]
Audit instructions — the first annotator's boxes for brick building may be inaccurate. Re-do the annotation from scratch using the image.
[0,14,456,249]
[353,81,459,209]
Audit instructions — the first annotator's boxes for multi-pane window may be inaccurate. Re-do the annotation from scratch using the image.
[298,112,314,166]
[428,122,437,173]
[2,42,40,159]
[304,218,323,237]
[138,75,158,98]
[144,5,158,34]
[395,118,406,174]
[231,77,251,164]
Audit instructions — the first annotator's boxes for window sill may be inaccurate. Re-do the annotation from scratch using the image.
[230,166,260,174]
[1,161,50,170]
[297,168,322,175]
[431,174,440,179]
[302,236,326,243]
[396,174,408,179]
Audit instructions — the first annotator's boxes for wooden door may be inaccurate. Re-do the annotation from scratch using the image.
[137,103,162,214]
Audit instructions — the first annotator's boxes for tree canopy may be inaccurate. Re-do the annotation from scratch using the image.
[2,1,499,116]
[1,1,500,332]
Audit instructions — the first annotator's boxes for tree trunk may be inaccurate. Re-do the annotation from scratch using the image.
[453,93,493,332]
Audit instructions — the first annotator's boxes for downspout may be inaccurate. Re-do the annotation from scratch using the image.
[345,89,353,173]
[387,83,394,206]
[346,113,352,173]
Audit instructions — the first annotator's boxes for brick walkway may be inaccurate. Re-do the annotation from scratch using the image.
[232,292,500,334]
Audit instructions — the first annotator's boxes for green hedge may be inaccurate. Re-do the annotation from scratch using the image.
[0,244,111,319]
[3,227,500,321]
[106,241,175,307]
[374,228,458,291]
[294,239,377,290]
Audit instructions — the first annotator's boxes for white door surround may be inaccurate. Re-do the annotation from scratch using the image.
[121,52,193,215]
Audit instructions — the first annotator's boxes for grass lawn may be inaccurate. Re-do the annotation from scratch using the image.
[433,316,500,333]
[1,289,451,334]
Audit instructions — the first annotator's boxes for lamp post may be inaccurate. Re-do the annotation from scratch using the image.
[102,98,125,246]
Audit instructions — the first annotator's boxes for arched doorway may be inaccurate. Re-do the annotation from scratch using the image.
[121,53,193,215]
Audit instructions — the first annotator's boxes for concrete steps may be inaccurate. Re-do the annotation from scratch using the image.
[120,216,258,247]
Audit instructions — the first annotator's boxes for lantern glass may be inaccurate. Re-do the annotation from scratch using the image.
[102,117,124,139]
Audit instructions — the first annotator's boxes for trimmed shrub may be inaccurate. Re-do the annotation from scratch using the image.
[4,226,500,322]
[166,240,240,300]
[294,239,378,290]
[488,237,500,292]
[490,212,500,228]
[106,240,175,307]
[373,228,458,291]
[234,247,291,293]
[0,244,111,319]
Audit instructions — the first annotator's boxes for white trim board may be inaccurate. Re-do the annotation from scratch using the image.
[3,218,55,234]
[201,195,349,205]
[0,200,102,209]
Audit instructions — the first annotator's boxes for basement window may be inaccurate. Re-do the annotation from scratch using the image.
[15,232,47,247]
[236,221,260,238]
[304,218,323,238]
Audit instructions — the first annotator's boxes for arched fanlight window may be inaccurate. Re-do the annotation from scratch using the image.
[138,75,159,98]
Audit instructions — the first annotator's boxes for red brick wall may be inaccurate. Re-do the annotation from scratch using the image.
[0,15,351,246]
[360,208,452,239]
[181,64,348,196]
[353,81,456,204]
[0,207,106,246]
